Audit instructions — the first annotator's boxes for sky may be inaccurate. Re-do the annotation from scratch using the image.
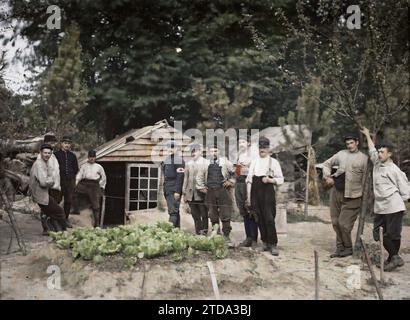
[0,1,34,96]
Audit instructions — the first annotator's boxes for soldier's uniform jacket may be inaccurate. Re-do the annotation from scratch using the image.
[163,154,185,195]
[322,149,368,199]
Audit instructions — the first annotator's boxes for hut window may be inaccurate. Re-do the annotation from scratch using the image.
[127,164,161,211]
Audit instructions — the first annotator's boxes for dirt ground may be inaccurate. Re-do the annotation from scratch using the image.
[1,201,410,300]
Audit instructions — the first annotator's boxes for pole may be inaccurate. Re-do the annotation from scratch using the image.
[314,250,319,300]
[379,227,384,284]
[304,146,311,219]
[360,236,383,300]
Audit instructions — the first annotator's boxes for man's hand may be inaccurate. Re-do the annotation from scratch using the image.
[360,127,370,137]
[174,193,181,202]
[223,180,233,189]
[198,188,208,194]
[324,177,335,188]
[245,197,251,208]
[262,177,273,183]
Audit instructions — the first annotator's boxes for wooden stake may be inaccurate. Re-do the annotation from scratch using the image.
[207,261,220,300]
[1,191,27,255]
[314,250,319,300]
[360,236,383,300]
[379,227,384,284]
[304,145,311,219]
[100,194,106,228]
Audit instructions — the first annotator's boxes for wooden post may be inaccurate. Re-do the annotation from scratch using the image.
[314,250,319,300]
[1,191,27,255]
[360,236,383,300]
[207,261,220,300]
[379,227,384,284]
[353,159,372,257]
[304,146,311,219]
[100,194,106,228]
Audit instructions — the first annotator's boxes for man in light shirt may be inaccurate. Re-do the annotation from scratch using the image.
[182,143,209,235]
[246,136,284,256]
[30,144,67,233]
[73,150,106,227]
[361,127,410,272]
[322,132,368,258]
[36,134,65,232]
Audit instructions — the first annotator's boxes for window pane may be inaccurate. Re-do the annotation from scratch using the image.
[140,179,148,189]
[130,190,138,201]
[140,167,148,177]
[131,167,139,177]
[150,167,158,177]
[130,178,138,189]
[148,202,157,209]
[139,202,148,210]
[149,191,157,201]
[138,190,148,201]
[149,179,158,189]
[129,202,138,211]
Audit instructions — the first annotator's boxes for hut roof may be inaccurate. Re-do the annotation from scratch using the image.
[79,120,192,164]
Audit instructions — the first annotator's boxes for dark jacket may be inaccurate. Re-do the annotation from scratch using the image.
[54,150,79,178]
[163,154,185,195]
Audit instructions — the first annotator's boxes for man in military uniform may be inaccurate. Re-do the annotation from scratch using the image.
[163,141,185,228]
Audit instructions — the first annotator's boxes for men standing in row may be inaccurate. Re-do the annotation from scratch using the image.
[361,127,410,271]
[73,150,106,228]
[182,143,209,235]
[236,135,258,248]
[246,137,284,256]
[322,133,368,258]
[30,144,67,232]
[54,136,79,223]
[163,141,185,228]
[197,144,235,245]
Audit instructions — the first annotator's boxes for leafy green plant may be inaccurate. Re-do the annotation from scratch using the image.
[50,221,229,265]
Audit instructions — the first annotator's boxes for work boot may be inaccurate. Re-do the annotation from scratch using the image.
[239,238,253,247]
[384,255,404,272]
[271,245,279,256]
[40,214,49,235]
[330,247,344,258]
[66,219,73,228]
[93,210,101,228]
[224,235,234,248]
[251,240,258,249]
[262,242,271,252]
[339,247,353,258]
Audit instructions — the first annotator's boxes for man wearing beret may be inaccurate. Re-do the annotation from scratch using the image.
[54,136,79,225]
[73,150,106,227]
[322,132,368,258]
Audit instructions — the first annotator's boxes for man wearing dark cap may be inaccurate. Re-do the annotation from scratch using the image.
[182,143,209,234]
[54,136,79,223]
[37,134,62,232]
[246,136,284,256]
[73,150,106,227]
[196,143,235,245]
[29,144,67,233]
[361,127,410,271]
[322,132,368,258]
[162,140,185,228]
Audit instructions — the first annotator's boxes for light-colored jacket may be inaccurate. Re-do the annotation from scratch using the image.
[29,158,55,205]
[322,149,368,198]
[36,153,60,191]
[369,148,410,214]
[196,157,235,190]
[183,157,209,201]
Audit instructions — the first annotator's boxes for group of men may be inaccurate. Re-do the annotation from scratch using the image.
[29,136,106,233]
[163,135,284,256]
[322,128,410,272]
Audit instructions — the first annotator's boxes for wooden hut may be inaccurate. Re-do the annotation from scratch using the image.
[78,120,192,226]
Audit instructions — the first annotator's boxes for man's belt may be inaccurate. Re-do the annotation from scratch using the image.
[236,175,247,183]
[80,179,100,184]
